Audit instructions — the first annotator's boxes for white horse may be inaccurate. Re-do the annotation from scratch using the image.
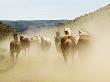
[40,35,51,51]
[35,35,41,44]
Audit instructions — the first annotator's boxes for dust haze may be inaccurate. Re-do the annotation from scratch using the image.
[1,6,110,82]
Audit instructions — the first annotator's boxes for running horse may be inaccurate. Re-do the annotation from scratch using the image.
[54,31,62,52]
[77,29,94,60]
[40,36,51,51]
[10,33,21,61]
[20,35,30,55]
[61,28,77,62]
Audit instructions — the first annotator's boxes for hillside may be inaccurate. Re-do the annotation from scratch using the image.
[0,21,15,40]
[2,20,65,32]
[59,4,110,35]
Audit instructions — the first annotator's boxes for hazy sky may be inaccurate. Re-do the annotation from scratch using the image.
[0,0,110,20]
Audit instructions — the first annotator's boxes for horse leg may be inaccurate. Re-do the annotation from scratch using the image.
[28,47,30,55]
[71,48,78,62]
[10,51,12,58]
[63,51,67,62]
[24,48,26,55]
[10,51,14,61]
[22,48,25,55]
[16,52,20,60]
[22,48,24,55]
[64,55,67,62]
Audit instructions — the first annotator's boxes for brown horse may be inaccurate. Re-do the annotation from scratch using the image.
[61,28,77,62]
[77,30,94,60]
[20,36,30,55]
[10,34,21,61]
[61,36,77,62]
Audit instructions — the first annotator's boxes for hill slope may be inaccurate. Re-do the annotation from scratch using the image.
[0,21,15,40]
[59,4,110,35]
[2,20,65,32]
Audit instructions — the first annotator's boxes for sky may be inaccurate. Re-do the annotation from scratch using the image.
[0,0,110,20]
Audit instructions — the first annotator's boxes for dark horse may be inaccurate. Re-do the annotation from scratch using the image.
[61,28,77,62]
[20,36,30,55]
[10,34,21,61]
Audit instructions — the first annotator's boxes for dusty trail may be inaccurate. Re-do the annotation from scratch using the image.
[0,25,110,82]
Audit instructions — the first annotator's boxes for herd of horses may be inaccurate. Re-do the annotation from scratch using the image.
[10,28,93,62]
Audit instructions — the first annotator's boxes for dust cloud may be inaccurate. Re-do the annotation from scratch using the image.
[0,19,110,82]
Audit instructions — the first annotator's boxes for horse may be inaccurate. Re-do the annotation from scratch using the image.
[61,28,77,62]
[35,35,41,44]
[10,34,21,61]
[77,29,94,60]
[54,31,62,52]
[40,36,51,51]
[29,35,41,52]
[20,35,30,55]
